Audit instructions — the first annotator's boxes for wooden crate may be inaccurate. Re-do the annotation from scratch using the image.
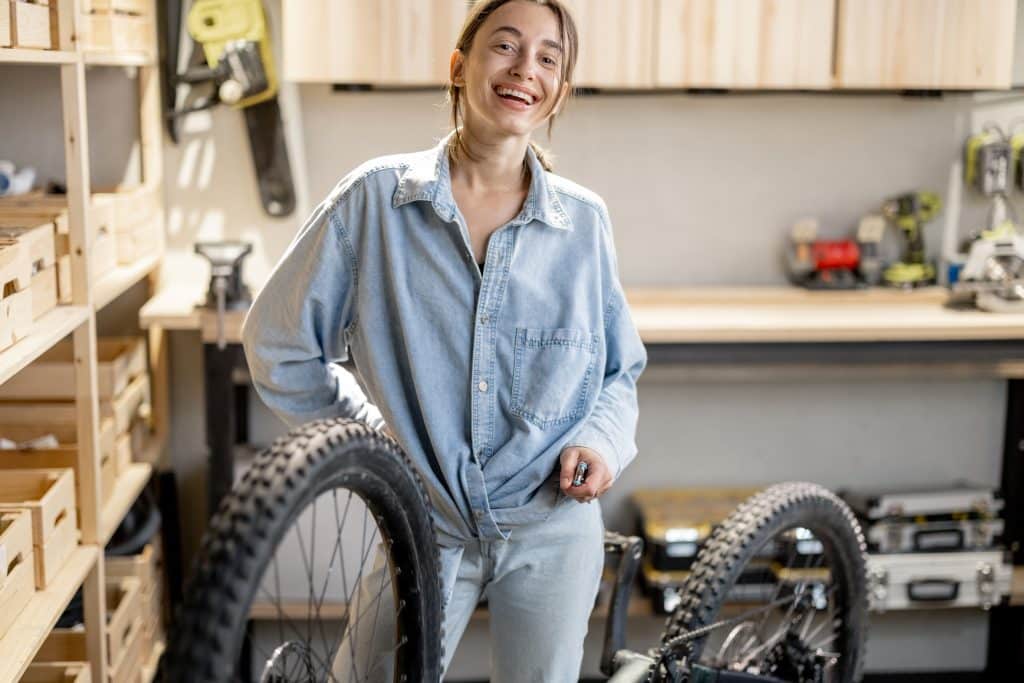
[0,2,10,47]
[31,263,57,319]
[0,336,146,400]
[0,417,119,505]
[0,194,116,302]
[105,576,142,669]
[10,0,52,50]
[0,510,34,640]
[0,468,78,588]
[0,371,151,436]
[78,6,153,53]
[22,663,91,683]
[95,184,162,265]
[107,540,163,663]
[0,221,57,321]
[105,540,158,591]
[0,235,32,351]
[0,219,55,274]
[35,628,87,661]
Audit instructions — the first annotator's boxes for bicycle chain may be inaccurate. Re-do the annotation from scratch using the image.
[645,594,801,682]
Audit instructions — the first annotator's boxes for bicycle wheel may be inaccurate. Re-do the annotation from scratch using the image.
[165,418,443,682]
[659,482,868,683]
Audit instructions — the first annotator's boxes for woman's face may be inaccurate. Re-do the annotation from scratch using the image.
[452,1,570,142]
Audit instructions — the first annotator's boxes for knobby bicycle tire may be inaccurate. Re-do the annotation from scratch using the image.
[662,482,868,682]
[164,418,443,682]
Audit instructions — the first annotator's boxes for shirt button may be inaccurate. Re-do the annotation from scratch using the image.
[478,380,488,392]
[479,314,489,324]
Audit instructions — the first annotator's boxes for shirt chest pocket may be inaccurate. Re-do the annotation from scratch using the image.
[510,327,599,429]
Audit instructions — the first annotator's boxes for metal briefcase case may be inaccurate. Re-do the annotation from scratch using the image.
[866,550,1011,612]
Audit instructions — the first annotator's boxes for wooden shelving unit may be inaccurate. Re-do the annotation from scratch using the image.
[0,2,168,682]
[0,547,100,682]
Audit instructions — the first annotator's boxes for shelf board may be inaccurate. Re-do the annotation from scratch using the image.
[0,48,77,65]
[93,251,162,311]
[82,51,155,67]
[141,639,166,682]
[0,546,99,682]
[99,462,153,545]
[0,306,91,386]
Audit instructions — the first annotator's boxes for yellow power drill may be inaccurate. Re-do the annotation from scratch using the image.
[881,191,941,288]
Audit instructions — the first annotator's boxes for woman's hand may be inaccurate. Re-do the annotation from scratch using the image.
[559,445,613,503]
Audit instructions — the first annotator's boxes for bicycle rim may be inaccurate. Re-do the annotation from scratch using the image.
[165,419,443,682]
[662,482,868,683]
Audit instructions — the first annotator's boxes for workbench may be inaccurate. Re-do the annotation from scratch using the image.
[140,283,1024,679]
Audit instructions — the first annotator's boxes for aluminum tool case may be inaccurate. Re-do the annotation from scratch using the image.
[866,550,1011,611]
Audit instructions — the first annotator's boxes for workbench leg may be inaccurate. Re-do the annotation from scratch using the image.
[204,343,244,518]
[987,379,1024,676]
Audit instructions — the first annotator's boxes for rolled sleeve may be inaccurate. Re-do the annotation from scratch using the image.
[565,290,646,479]
[241,198,386,431]
[564,201,647,478]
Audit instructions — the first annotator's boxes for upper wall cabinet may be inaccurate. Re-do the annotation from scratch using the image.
[551,0,658,89]
[654,0,836,89]
[283,1,467,85]
[835,0,1017,89]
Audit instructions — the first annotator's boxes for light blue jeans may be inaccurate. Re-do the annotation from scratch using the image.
[333,497,606,681]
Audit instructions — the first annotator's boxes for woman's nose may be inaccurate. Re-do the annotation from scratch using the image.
[510,52,538,80]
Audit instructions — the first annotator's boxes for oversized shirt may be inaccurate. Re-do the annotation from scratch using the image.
[241,131,647,544]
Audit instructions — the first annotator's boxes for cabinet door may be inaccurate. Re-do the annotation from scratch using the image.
[835,0,1016,89]
[283,1,467,85]
[654,0,835,89]
[562,0,656,89]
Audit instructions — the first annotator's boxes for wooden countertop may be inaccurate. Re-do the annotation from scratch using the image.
[626,286,1024,343]
[140,285,1024,346]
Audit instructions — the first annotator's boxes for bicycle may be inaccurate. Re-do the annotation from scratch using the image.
[165,418,867,682]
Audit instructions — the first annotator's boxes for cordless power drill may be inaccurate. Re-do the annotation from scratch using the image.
[881,191,941,288]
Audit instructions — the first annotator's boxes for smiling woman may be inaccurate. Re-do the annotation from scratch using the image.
[238,0,648,680]
[447,0,578,173]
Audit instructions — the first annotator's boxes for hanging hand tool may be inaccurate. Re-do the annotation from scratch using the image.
[162,0,295,217]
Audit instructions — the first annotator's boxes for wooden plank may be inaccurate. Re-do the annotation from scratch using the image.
[0,546,98,683]
[654,0,835,89]
[625,286,1024,343]
[283,0,466,85]
[0,305,89,386]
[138,285,203,330]
[564,0,656,88]
[836,0,1016,89]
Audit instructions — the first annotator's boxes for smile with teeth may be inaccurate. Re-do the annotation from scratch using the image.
[495,85,536,105]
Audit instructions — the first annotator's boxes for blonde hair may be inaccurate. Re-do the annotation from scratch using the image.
[445,0,579,172]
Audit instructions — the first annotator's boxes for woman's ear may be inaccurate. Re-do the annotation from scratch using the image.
[552,81,570,115]
[450,49,466,87]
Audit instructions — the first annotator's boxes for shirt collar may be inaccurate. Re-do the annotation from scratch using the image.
[392,130,572,231]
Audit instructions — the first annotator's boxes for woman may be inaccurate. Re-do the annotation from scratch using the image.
[242,0,647,679]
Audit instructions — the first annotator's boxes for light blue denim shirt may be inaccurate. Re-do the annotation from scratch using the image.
[242,131,647,543]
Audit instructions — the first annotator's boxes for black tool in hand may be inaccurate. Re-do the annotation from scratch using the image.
[572,461,589,487]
